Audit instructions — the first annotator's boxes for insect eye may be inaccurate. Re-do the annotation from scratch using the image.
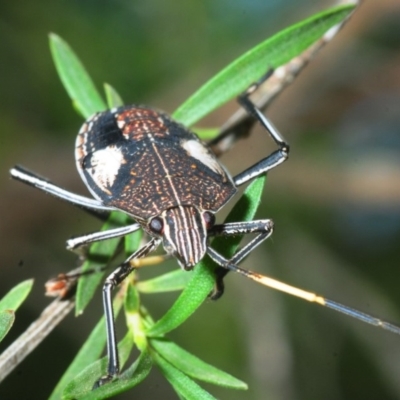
[149,216,164,234]
[203,211,215,229]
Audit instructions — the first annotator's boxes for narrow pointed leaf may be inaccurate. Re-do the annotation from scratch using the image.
[125,283,140,314]
[0,311,15,342]
[146,259,215,338]
[173,4,355,126]
[150,338,247,389]
[49,33,106,118]
[147,176,266,337]
[153,350,217,400]
[124,284,148,351]
[104,83,124,108]
[137,269,192,293]
[76,211,127,315]
[0,280,33,312]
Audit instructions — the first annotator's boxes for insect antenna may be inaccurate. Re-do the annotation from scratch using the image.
[207,248,400,336]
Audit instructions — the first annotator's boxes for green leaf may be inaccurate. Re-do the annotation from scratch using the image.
[153,350,217,400]
[76,211,128,315]
[49,295,124,400]
[124,229,142,256]
[193,127,220,140]
[147,176,266,337]
[68,350,153,400]
[104,83,124,108]
[0,311,15,342]
[125,283,140,314]
[49,33,107,119]
[0,279,33,312]
[137,269,192,293]
[124,284,148,351]
[63,330,135,399]
[150,338,247,390]
[173,5,355,126]
[146,262,215,338]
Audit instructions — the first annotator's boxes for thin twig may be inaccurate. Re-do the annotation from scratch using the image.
[0,298,74,383]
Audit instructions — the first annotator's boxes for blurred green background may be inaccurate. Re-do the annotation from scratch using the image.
[1,1,400,399]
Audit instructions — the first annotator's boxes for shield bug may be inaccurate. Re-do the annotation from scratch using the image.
[10,71,400,388]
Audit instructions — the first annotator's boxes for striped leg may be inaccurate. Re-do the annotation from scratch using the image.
[233,76,290,186]
[66,223,141,250]
[10,166,114,218]
[208,69,290,186]
[94,237,161,388]
[208,219,274,299]
[208,69,275,157]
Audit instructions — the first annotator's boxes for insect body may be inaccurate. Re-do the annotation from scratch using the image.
[75,106,236,269]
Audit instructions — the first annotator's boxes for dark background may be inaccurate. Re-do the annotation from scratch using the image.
[1,1,400,399]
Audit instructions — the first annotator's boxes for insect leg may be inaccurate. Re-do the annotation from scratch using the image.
[10,166,114,216]
[231,72,290,187]
[209,219,274,237]
[209,69,275,157]
[94,237,161,389]
[66,223,141,250]
[208,219,274,299]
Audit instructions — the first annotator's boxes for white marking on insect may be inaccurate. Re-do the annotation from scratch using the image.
[79,123,88,134]
[117,119,125,129]
[88,145,125,194]
[181,139,225,175]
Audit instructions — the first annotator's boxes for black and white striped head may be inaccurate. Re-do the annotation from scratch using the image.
[148,205,215,270]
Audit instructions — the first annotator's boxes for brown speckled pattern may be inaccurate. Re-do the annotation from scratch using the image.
[76,105,237,220]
